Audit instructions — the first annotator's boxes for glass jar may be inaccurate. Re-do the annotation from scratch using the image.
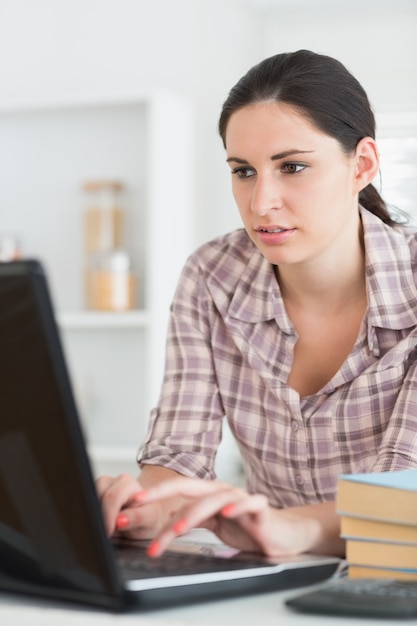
[0,234,21,261]
[86,249,135,311]
[83,180,123,254]
[83,180,136,311]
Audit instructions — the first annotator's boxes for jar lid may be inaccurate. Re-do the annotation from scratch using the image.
[90,249,131,272]
[108,250,131,271]
[0,234,21,261]
[83,180,124,192]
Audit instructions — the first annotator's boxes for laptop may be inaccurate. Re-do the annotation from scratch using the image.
[0,259,341,612]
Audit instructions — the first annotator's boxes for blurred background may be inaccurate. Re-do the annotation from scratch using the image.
[0,0,416,481]
[1,0,417,242]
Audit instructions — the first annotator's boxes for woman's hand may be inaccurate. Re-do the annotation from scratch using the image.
[95,466,185,539]
[129,476,335,558]
[96,473,159,539]
[97,470,344,558]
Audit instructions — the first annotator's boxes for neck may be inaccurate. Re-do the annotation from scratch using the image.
[276,221,366,314]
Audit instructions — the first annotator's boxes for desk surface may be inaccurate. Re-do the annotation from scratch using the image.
[0,586,405,626]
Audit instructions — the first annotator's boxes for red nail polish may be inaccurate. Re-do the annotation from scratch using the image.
[173,518,188,535]
[147,541,160,558]
[116,514,129,530]
[221,504,236,517]
[134,490,148,502]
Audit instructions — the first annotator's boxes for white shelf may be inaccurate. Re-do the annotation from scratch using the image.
[87,444,140,478]
[0,88,174,114]
[0,90,193,456]
[88,443,138,462]
[56,309,151,330]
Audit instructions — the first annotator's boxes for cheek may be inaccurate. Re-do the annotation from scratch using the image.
[232,185,250,214]
[301,174,346,210]
[237,204,250,230]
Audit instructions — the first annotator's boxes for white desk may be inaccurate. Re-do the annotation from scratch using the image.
[0,586,404,626]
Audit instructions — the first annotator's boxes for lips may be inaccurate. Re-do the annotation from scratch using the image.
[255,225,296,245]
[256,226,289,233]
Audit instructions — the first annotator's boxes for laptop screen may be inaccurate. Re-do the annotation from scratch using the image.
[0,260,124,609]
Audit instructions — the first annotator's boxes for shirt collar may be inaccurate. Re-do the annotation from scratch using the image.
[226,240,289,326]
[222,209,417,334]
[361,207,417,331]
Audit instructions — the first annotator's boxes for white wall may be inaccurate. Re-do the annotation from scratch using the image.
[0,0,262,246]
[1,0,416,246]
[256,0,417,116]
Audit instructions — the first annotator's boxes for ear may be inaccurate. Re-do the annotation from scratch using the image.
[353,136,380,193]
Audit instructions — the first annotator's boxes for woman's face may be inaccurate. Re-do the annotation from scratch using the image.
[225,101,363,268]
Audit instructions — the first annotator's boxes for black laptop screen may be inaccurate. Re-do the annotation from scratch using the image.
[0,260,124,608]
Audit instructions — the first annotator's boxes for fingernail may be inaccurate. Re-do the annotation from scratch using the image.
[147,541,160,558]
[134,490,148,502]
[116,514,129,530]
[221,504,236,517]
[173,518,188,535]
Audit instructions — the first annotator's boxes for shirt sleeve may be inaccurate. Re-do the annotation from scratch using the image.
[137,253,226,479]
[371,355,417,472]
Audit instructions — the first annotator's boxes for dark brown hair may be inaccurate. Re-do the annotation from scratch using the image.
[219,50,397,226]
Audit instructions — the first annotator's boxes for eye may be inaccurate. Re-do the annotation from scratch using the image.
[231,166,256,179]
[281,163,307,174]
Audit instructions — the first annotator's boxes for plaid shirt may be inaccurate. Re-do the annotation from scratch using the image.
[138,208,417,507]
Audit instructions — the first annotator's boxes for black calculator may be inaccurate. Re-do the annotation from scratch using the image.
[285,577,417,618]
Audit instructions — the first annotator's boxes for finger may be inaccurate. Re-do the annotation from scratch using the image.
[147,486,245,557]
[220,496,294,557]
[134,477,233,505]
[113,503,162,541]
[220,493,269,518]
[95,474,116,498]
[220,494,270,542]
[98,474,144,535]
[97,473,142,504]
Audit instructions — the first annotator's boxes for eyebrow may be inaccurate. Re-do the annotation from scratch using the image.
[226,149,314,164]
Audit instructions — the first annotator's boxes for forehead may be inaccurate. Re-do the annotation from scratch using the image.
[224,101,331,153]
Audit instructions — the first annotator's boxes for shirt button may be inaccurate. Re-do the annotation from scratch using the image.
[291,420,299,432]
[295,475,304,486]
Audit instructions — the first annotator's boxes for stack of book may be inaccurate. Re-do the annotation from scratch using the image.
[336,469,417,580]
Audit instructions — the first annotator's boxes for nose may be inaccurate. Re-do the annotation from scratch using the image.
[250,174,282,216]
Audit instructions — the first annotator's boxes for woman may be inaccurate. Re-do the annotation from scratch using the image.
[97,50,417,559]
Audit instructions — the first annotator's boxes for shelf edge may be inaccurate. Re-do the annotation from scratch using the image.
[87,444,139,462]
[56,310,151,330]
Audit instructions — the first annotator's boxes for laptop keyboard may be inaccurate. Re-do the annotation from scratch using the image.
[115,544,269,581]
